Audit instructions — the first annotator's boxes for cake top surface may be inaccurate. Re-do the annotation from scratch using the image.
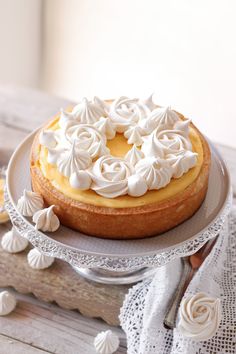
[38,95,198,199]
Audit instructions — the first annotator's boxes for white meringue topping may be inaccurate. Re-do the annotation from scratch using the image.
[39,95,198,199]
[39,130,57,149]
[94,117,116,140]
[167,150,198,178]
[27,248,55,269]
[124,125,144,146]
[72,97,105,124]
[109,96,150,133]
[65,124,109,159]
[57,142,91,177]
[0,291,17,316]
[135,157,172,190]
[128,174,148,197]
[178,292,221,341]
[91,156,134,198]
[1,227,29,253]
[17,189,44,217]
[69,171,92,190]
[33,205,60,232]
[94,330,120,354]
[59,109,77,129]
[124,145,144,167]
[140,93,156,111]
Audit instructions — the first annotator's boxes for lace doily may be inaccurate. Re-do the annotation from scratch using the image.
[120,206,236,354]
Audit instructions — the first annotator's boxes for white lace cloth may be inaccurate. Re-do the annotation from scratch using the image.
[120,206,236,354]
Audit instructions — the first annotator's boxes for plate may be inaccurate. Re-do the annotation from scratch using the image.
[5,131,232,271]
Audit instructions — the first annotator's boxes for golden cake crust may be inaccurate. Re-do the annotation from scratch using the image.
[30,118,211,239]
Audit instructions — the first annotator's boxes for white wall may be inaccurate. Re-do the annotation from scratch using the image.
[0,0,42,88]
[42,0,236,147]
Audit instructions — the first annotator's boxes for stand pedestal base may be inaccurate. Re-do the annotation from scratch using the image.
[72,266,157,285]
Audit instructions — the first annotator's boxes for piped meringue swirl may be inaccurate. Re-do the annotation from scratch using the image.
[57,142,91,177]
[135,157,172,190]
[91,156,134,198]
[72,97,106,124]
[109,96,150,133]
[65,124,109,159]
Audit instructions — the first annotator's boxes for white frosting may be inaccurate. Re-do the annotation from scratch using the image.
[1,227,29,253]
[33,205,60,232]
[94,117,116,140]
[91,156,134,198]
[135,157,172,190]
[39,96,198,199]
[39,130,57,149]
[141,93,156,111]
[59,109,77,129]
[128,174,148,197]
[94,96,110,114]
[27,248,55,270]
[125,145,144,166]
[69,171,92,190]
[57,142,91,177]
[139,106,179,134]
[94,330,120,354]
[0,291,17,316]
[178,292,221,341]
[167,150,198,178]
[72,97,105,124]
[65,124,109,159]
[124,125,144,146]
[17,189,44,217]
[109,96,150,133]
[141,119,192,158]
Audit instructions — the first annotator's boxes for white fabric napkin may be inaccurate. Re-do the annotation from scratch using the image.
[120,207,236,354]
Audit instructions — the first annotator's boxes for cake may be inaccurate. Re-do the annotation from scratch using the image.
[30,95,211,239]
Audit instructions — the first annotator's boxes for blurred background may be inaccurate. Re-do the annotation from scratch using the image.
[0,0,236,146]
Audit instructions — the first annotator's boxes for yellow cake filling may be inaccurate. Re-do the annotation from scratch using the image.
[37,118,204,208]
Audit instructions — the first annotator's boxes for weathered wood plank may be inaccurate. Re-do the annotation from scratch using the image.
[0,334,48,354]
[0,288,126,354]
[0,232,128,326]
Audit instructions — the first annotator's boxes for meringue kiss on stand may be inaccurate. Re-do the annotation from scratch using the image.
[27,248,55,270]
[94,330,120,354]
[17,189,44,217]
[1,227,29,253]
[33,205,60,232]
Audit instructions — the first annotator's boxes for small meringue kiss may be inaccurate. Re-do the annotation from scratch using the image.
[0,291,17,316]
[94,330,120,354]
[1,227,29,253]
[27,248,55,270]
[17,189,44,217]
[69,171,92,190]
[39,130,57,149]
[128,174,148,197]
[33,205,60,232]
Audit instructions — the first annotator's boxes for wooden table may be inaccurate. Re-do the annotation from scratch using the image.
[0,86,235,354]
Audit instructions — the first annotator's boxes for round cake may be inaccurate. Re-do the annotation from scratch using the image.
[30,96,211,239]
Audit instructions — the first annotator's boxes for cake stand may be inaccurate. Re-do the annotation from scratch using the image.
[4,131,232,284]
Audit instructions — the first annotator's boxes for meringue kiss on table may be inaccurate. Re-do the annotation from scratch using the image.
[27,248,55,270]
[0,291,17,316]
[94,330,120,354]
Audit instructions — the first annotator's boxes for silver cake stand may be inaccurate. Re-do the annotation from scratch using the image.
[4,131,232,284]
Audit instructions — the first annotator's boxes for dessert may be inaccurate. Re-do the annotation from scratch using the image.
[30,95,211,239]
